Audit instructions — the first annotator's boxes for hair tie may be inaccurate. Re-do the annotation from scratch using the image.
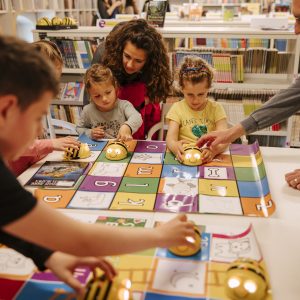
[183,65,209,74]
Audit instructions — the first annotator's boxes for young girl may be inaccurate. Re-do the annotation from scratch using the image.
[77,64,142,141]
[9,40,80,176]
[166,56,228,164]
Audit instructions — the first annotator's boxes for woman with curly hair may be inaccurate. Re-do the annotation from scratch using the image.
[89,19,173,139]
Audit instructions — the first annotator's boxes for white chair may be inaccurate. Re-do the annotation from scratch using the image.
[46,113,78,139]
[147,102,173,141]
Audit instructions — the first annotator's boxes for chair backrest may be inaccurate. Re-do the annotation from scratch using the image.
[47,113,78,139]
[147,102,173,140]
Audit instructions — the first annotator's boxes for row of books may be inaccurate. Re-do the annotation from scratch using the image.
[50,104,82,125]
[247,135,287,147]
[289,114,300,147]
[49,38,102,69]
[172,48,291,84]
[202,0,260,3]
[55,82,85,103]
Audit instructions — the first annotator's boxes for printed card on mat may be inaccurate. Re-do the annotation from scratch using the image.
[25,161,89,188]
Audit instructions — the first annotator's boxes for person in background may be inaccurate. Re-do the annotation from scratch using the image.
[197,0,300,190]
[142,0,170,13]
[98,0,123,19]
[9,40,80,176]
[166,56,228,163]
[0,34,195,294]
[77,64,142,141]
[87,19,173,140]
[124,0,139,14]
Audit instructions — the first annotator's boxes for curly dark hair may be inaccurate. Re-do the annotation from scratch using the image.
[102,19,172,103]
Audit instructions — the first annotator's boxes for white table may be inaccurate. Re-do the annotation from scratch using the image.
[18,146,300,300]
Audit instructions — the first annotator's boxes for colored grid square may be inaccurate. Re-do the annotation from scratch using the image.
[155,231,210,262]
[240,193,275,217]
[118,177,160,194]
[164,152,181,165]
[155,194,198,212]
[67,190,114,209]
[130,152,164,164]
[134,140,166,153]
[89,162,128,177]
[0,278,25,300]
[199,179,239,197]
[199,195,243,215]
[237,177,270,197]
[78,133,108,151]
[231,151,263,168]
[15,281,73,300]
[204,153,233,167]
[158,178,198,196]
[161,164,199,179]
[234,163,266,181]
[148,258,207,297]
[97,150,133,163]
[124,163,162,178]
[230,141,259,155]
[34,189,75,208]
[110,192,156,211]
[79,175,121,192]
[199,166,235,180]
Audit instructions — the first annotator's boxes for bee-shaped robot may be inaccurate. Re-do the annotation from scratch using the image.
[79,269,132,300]
[169,226,202,257]
[181,145,204,166]
[105,141,128,161]
[225,258,269,300]
[64,143,91,160]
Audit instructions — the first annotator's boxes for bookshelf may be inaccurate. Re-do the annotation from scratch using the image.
[33,25,300,146]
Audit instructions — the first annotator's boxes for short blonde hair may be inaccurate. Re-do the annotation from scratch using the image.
[84,64,117,91]
[178,56,214,89]
[32,40,63,67]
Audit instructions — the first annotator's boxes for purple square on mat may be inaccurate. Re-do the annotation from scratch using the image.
[230,141,259,155]
[134,140,166,153]
[79,175,122,192]
[199,166,236,180]
[31,267,90,284]
[155,194,198,212]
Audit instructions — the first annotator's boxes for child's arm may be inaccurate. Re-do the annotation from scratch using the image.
[166,120,189,162]
[45,252,116,295]
[4,200,195,257]
[118,101,143,141]
[201,118,229,163]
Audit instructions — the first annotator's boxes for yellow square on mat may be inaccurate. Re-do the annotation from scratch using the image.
[110,192,156,211]
[110,254,155,292]
[34,189,75,208]
[231,151,263,167]
[199,179,239,197]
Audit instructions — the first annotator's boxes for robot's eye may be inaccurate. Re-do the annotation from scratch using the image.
[107,148,112,153]
[116,149,121,155]
[185,153,191,159]
[194,153,200,159]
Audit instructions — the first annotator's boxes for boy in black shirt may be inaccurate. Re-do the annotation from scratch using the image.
[0,36,195,294]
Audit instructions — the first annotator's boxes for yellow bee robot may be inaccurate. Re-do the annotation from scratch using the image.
[169,226,202,256]
[225,258,269,300]
[64,143,91,160]
[181,145,204,166]
[79,269,132,300]
[105,141,128,161]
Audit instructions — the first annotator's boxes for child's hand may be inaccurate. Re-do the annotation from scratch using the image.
[173,140,190,162]
[52,136,80,151]
[155,214,195,248]
[117,124,132,142]
[201,148,216,163]
[91,126,105,140]
[45,252,117,296]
